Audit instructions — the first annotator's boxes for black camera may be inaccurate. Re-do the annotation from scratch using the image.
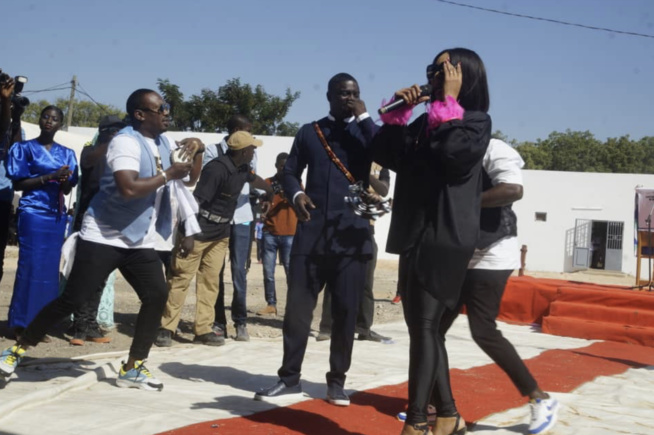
[0,72,30,111]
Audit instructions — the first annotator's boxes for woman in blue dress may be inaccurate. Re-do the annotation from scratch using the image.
[6,105,78,334]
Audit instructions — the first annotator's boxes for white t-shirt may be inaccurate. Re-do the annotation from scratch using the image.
[79,134,172,249]
[468,139,525,270]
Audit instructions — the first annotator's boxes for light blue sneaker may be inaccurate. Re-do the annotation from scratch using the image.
[0,345,26,377]
[116,360,163,391]
[529,397,559,434]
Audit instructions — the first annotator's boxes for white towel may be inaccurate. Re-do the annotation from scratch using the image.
[60,232,79,278]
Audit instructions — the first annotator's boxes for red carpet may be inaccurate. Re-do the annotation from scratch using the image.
[500,277,654,346]
[158,341,654,435]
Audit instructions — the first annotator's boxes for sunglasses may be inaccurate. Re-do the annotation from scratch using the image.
[137,103,171,115]
[426,63,447,81]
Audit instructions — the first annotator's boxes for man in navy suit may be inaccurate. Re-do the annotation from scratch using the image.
[254,73,378,406]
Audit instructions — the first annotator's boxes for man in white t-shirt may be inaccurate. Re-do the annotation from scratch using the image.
[0,89,197,391]
[435,139,559,435]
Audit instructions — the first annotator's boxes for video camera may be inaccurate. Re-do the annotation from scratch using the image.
[344,181,392,220]
[0,71,30,114]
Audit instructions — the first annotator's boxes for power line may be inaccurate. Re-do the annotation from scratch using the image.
[23,83,72,94]
[434,0,654,39]
[76,82,111,115]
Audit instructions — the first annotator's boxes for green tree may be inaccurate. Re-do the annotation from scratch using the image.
[514,141,552,170]
[491,129,517,145]
[23,98,125,127]
[157,79,192,131]
[157,77,300,136]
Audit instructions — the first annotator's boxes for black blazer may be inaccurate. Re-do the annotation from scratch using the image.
[283,116,379,256]
[373,111,491,309]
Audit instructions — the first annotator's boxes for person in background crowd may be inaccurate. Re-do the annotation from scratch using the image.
[255,219,264,263]
[256,152,298,317]
[205,114,258,342]
[0,72,18,288]
[5,105,78,337]
[68,115,126,345]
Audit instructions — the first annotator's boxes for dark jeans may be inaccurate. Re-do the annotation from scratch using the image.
[262,232,293,306]
[279,255,367,388]
[21,239,168,360]
[214,223,251,327]
[320,235,377,334]
[436,269,538,398]
[0,200,11,284]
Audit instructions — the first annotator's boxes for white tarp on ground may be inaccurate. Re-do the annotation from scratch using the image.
[1,319,651,435]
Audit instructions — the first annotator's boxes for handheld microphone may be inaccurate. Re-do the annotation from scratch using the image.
[378,84,432,115]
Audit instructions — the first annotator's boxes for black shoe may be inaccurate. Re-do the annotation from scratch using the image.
[326,383,350,406]
[358,330,393,344]
[193,332,225,346]
[254,380,303,403]
[154,329,173,347]
[235,324,250,342]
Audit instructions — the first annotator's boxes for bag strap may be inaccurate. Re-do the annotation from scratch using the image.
[215,142,225,158]
[313,123,356,184]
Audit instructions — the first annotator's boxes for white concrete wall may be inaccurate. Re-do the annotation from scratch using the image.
[513,170,654,277]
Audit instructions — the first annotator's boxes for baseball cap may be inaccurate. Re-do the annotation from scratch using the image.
[98,115,127,132]
[227,131,263,150]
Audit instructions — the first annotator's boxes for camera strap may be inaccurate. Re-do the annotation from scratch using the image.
[313,123,357,184]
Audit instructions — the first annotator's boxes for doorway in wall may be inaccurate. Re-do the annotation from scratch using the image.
[573,219,624,271]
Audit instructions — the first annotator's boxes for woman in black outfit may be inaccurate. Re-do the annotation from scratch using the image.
[373,48,491,435]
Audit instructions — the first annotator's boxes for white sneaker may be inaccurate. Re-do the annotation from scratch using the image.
[529,397,559,434]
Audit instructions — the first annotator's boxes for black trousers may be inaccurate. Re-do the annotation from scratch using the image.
[400,253,454,425]
[22,239,168,360]
[71,249,170,333]
[319,235,377,334]
[71,280,106,333]
[435,269,538,399]
[279,254,367,388]
[0,200,12,285]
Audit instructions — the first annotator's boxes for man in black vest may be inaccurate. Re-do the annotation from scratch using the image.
[435,138,559,435]
[156,131,271,347]
[254,73,378,406]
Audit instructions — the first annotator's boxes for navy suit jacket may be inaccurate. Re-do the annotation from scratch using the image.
[283,115,379,256]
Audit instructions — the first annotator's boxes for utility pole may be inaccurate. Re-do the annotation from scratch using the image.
[64,75,77,131]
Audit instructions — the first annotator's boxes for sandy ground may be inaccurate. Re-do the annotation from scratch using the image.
[0,244,638,360]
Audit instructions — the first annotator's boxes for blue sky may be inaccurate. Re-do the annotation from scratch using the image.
[2,0,653,142]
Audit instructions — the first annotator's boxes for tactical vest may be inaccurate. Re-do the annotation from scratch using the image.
[477,169,518,250]
[201,156,249,221]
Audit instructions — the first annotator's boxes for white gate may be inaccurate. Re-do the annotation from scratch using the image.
[572,219,592,269]
[604,221,624,271]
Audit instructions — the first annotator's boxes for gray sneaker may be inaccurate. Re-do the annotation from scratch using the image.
[154,329,173,347]
[235,324,250,342]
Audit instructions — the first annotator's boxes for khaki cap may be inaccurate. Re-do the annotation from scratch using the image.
[227,131,263,150]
